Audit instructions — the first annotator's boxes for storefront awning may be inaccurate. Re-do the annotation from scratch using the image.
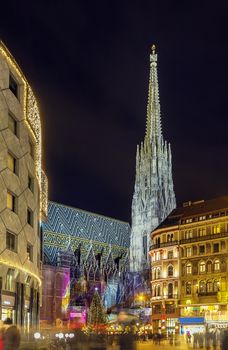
[179,317,205,325]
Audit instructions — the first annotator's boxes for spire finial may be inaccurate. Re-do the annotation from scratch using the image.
[151,44,156,55]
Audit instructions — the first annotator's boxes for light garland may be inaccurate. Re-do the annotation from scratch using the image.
[0,259,42,286]
[0,41,48,217]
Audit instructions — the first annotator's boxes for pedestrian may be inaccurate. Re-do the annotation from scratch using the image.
[205,331,210,350]
[2,318,20,350]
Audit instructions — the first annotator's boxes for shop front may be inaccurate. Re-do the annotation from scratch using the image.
[179,317,205,335]
[1,292,16,323]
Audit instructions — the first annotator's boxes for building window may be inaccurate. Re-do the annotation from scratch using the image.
[199,245,205,254]
[198,228,206,236]
[7,192,16,212]
[157,268,161,279]
[9,74,19,99]
[214,280,220,292]
[157,285,161,296]
[143,234,147,256]
[186,247,192,257]
[199,261,206,273]
[213,243,219,253]
[8,113,17,136]
[207,280,213,292]
[27,244,33,262]
[185,230,192,239]
[156,251,160,261]
[28,175,34,192]
[168,283,173,298]
[199,280,206,293]
[5,269,14,291]
[167,250,173,259]
[167,234,174,242]
[27,208,33,227]
[213,225,220,234]
[168,265,174,277]
[214,259,220,271]
[186,263,192,274]
[207,261,212,273]
[7,153,17,174]
[186,282,191,295]
[6,232,16,252]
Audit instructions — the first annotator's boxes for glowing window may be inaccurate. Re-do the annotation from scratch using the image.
[199,261,206,273]
[214,259,220,271]
[186,264,192,274]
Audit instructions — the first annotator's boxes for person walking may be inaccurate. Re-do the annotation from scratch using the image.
[2,318,20,350]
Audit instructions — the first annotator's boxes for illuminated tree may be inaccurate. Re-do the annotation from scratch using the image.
[88,290,107,325]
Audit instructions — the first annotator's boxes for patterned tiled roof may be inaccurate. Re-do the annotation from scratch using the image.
[42,201,131,264]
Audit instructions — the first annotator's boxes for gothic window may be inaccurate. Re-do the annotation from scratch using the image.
[168,283,173,298]
[157,268,161,279]
[186,282,191,295]
[199,280,206,293]
[199,261,206,273]
[157,285,161,296]
[143,234,147,256]
[168,265,174,277]
[206,280,213,293]
[214,259,220,271]
[186,263,192,275]
[145,176,148,187]
[214,280,220,292]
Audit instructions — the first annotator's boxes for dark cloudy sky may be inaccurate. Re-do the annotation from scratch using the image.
[1,1,228,222]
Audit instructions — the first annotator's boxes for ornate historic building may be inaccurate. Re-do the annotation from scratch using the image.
[0,42,48,329]
[150,196,228,333]
[41,201,130,325]
[130,46,176,272]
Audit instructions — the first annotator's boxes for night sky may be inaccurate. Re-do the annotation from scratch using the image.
[1,1,228,222]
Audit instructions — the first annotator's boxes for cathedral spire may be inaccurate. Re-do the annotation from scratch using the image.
[145,44,162,142]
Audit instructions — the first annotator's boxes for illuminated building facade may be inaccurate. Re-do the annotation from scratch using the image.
[130,46,176,273]
[0,42,48,328]
[150,196,228,333]
[41,201,130,325]
[150,220,180,333]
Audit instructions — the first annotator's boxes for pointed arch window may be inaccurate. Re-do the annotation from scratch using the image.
[168,283,173,298]
[186,282,191,295]
[186,263,192,275]
[143,233,147,257]
[168,265,174,277]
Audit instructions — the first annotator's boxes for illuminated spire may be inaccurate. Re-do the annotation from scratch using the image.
[145,44,162,142]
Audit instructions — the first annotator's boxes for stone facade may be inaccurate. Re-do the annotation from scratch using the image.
[0,42,47,329]
[150,196,228,333]
[130,46,176,272]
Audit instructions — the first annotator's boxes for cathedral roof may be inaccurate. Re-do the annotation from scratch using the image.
[43,201,130,264]
[155,195,228,230]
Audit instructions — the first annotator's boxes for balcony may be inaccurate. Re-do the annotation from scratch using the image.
[180,231,228,245]
[150,240,179,250]
[197,291,217,297]
[151,294,178,300]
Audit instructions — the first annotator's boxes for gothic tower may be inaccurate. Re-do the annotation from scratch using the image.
[130,45,176,272]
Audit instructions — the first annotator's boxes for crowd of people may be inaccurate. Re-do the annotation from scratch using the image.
[186,329,228,350]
